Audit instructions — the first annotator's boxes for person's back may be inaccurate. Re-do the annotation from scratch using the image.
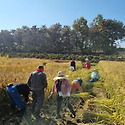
[89,69,100,82]
[72,78,83,94]
[28,71,47,90]
[14,83,30,93]
[51,71,75,119]
[14,83,30,102]
[7,84,25,113]
[70,60,75,67]
[27,65,48,119]
[70,60,76,71]
[91,72,100,80]
[73,78,83,86]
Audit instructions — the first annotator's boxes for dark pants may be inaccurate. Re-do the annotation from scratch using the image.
[57,96,74,115]
[32,90,44,116]
[14,83,30,103]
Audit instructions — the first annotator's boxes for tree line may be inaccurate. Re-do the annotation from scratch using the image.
[0,14,125,55]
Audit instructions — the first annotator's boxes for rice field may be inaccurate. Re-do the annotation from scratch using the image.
[0,57,125,124]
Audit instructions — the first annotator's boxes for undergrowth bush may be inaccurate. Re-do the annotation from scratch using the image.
[1,52,125,63]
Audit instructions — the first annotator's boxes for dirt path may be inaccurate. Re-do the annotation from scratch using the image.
[2,95,89,125]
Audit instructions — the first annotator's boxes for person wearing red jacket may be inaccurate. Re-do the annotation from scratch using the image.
[83,58,91,69]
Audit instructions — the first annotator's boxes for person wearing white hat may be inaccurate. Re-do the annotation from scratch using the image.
[51,71,75,119]
[83,58,91,69]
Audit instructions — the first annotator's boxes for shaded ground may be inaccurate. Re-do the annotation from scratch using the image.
[1,83,110,125]
[1,95,86,125]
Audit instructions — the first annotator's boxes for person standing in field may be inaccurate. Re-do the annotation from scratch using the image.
[83,58,91,69]
[71,78,83,94]
[51,71,76,119]
[70,59,76,71]
[27,65,48,119]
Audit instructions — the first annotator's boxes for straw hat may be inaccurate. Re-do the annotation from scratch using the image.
[85,58,89,61]
[53,71,68,80]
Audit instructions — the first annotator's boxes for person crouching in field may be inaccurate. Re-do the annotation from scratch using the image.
[51,71,76,119]
[13,83,31,103]
[71,78,83,94]
[89,69,100,82]
[7,83,29,115]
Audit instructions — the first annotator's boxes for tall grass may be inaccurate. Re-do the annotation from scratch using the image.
[0,57,92,97]
[0,57,94,90]
[98,61,125,124]
[1,57,125,124]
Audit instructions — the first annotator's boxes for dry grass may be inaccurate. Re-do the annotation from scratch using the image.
[1,57,125,124]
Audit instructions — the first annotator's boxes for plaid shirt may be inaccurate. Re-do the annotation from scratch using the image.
[52,79,71,96]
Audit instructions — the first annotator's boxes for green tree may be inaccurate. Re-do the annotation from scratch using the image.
[0,30,14,52]
[90,14,125,54]
[38,25,50,53]
[100,19,125,54]
[61,25,73,54]
[48,23,62,53]
[72,17,89,54]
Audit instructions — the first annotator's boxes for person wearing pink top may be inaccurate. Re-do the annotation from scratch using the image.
[51,71,75,119]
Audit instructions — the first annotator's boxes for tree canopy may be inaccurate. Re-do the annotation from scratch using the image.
[0,14,125,55]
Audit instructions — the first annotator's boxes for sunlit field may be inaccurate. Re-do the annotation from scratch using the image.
[97,61,125,124]
[0,57,88,91]
[0,57,97,91]
[1,57,125,124]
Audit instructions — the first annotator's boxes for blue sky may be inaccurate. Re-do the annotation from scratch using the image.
[0,0,125,47]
